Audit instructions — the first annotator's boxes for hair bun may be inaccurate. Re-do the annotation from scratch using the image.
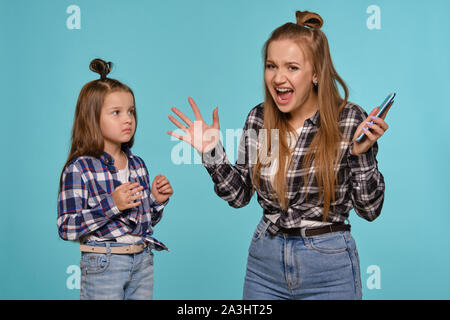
[89,58,112,80]
[296,11,323,29]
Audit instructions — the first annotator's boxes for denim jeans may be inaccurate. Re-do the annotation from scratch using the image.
[243,218,362,300]
[80,240,154,300]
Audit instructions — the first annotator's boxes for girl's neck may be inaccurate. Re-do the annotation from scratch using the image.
[104,141,121,157]
[104,141,126,168]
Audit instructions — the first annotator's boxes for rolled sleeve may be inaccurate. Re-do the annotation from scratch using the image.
[348,142,385,221]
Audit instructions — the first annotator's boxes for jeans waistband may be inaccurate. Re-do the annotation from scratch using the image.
[263,216,350,237]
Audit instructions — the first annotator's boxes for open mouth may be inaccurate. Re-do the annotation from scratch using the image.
[274,87,294,105]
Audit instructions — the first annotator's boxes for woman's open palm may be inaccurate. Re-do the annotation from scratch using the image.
[167,97,220,153]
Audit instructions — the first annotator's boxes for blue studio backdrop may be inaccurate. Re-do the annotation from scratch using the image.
[1,0,449,299]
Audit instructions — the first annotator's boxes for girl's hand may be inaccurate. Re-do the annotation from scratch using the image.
[112,182,143,211]
[167,97,220,153]
[352,101,393,156]
[151,174,173,204]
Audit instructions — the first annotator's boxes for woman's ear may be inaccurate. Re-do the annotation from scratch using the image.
[312,74,318,87]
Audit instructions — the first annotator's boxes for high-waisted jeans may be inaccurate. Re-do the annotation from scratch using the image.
[243,218,362,300]
[80,240,154,300]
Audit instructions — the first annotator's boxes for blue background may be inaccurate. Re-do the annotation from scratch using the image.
[1,0,449,299]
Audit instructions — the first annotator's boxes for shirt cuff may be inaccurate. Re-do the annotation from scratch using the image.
[149,192,169,212]
[200,142,227,168]
[347,143,377,173]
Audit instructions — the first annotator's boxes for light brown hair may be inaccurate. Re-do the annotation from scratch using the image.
[59,59,137,189]
[253,11,349,221]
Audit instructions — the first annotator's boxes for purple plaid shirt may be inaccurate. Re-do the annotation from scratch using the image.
[57,147,169,251]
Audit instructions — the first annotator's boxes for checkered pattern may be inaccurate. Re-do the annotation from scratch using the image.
[57,147,169,251]
[202,102,385,233]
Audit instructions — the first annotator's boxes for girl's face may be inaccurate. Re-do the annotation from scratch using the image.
[100,91,136,151]
[264,38,317,115]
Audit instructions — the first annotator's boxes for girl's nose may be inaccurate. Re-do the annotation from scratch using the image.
[124,114,133,124]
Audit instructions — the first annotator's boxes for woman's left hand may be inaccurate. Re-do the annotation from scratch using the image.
[352,101,393,156]
[151,174,174,203]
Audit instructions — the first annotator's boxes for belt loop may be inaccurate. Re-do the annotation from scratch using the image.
[300,227,312,247]
[106,242,111,256]
[300,227,307,239]
[262,220,270,239]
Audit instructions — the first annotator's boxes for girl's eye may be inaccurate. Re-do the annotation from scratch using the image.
[112,111,119,115]
[128,109,135,115]
[265,63,276,69]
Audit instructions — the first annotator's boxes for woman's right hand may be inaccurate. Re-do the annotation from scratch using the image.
[112,182,143,211]
[167,97,220,153]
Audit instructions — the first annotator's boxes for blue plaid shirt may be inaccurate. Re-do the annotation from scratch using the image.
[57,147,169,251]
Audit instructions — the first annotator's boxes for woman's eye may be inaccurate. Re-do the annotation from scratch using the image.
[289,65,299,71]
[265,64,276,69]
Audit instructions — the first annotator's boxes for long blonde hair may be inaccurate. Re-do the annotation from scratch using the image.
[252,11,349,221]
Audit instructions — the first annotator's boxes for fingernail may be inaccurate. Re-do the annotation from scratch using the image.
[365,121,373,126]
[371,116,378,120]
[362,127,368,132]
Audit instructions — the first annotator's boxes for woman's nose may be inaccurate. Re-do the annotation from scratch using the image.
[273,70,287,84]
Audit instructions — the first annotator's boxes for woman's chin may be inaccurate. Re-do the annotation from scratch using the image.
[275,102,294,114]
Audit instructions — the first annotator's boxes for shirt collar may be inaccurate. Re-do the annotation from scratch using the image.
[100,145,134,170]
[122,145,134,159]
[307,109,320,126]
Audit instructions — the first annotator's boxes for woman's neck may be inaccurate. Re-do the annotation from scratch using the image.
[288,94,318,130]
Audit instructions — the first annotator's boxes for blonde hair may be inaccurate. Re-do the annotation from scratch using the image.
[253,11,349,221]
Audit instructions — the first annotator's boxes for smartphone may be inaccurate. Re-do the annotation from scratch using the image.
[355,92,396,143]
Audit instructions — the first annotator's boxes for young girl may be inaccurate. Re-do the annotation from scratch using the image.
[168,11,392,299]
[58,59,173,300]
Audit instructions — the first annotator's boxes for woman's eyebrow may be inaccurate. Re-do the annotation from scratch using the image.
[285,60,301,65]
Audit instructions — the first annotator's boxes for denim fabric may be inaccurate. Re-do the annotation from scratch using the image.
[243,218,362,300]
[80,241,154,300]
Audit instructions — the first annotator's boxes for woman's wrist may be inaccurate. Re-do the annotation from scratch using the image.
[200,141,226,167]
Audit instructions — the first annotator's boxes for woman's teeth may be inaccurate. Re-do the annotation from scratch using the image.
[276,88,293,93]
[275,87,294,103]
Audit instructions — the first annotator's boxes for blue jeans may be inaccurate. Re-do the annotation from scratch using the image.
[243,218,362,300]
[80,241,154,300]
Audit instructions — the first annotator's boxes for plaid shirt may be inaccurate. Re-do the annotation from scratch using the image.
[57,147,169,251]
[202,102,385,233]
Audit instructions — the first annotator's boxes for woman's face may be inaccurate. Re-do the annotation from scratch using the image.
[264,38,317,115]
[100,91,136,151]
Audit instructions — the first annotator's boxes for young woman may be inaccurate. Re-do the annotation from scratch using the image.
[167,11,391,299]
[58,59,173,300]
